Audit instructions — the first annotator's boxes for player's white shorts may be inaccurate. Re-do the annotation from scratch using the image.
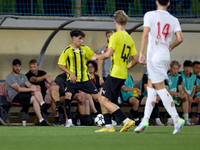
[147,59,170,84]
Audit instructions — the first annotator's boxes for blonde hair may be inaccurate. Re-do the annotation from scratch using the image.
[114,10,128,26]
[170,60,181,68]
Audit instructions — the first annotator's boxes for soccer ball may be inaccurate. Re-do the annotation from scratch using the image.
[94,114,105,127]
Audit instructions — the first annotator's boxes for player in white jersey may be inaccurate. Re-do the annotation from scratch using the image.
[134,0,185,134]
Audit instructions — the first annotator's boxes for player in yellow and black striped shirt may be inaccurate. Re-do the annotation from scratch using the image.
[58,30,98,127]
[92,10,139,132]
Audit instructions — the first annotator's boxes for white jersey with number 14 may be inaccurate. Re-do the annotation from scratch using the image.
[144,10,181,61]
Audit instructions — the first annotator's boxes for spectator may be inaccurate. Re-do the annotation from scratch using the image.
[26,59,62,126]
[5,59,49,126]
[120,74,141,125]
[139,72,165,126]
[165,60,190,125]
[180,60,200,124]
[97,30,114,86]
[192,61,200,124]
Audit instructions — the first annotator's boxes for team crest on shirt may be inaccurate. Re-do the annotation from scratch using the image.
[155,41,160,45]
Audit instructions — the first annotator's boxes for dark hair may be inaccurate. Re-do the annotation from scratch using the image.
[70,30,85,38]
[183,60,193,67]
[158,0,169,6]
[105,30,114,36]
[87,60,98,72]
[12,59,21,65]
[192,61,200,66]
[29,59,38,66]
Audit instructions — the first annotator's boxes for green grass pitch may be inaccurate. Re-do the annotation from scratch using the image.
[0,126,199,150]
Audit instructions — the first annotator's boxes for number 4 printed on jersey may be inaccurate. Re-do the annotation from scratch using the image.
[157,22,170,41]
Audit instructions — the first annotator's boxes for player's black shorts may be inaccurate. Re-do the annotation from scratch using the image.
[65,80,98,96]
[102,75,125,104]
[12,92,32,105]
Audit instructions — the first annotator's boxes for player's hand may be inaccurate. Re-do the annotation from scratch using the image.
[139,53,147,65]
[92,54,98,60]
[70,73,77,84]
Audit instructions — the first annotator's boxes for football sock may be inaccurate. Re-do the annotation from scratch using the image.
[40,101,45,106]
[64,99,72,119]
[112,109,128,123]
[156,88,179,124]
[103,113,112,125]
[123,118,130,123]
[130,109,139,119]
[39,118,44,123]
[183,113,189,120]
[143,87,157,121]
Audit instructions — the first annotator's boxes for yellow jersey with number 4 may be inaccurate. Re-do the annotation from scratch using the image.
[108,30,137,79]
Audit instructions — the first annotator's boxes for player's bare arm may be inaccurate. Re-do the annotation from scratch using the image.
[58,64,77,83]
[139,26,150,65]
[169,31,183,51]
[127,54,139,69]
[92,47,114,60]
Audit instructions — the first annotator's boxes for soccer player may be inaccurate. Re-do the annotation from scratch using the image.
[58,29,99,127]
[165,60,189,125]
[92,10,139,132]
[134,0,184,134]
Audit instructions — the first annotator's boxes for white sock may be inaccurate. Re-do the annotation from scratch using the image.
[143,87,157,121]
[156,88,179,124]
[156,118,161,122]
[40,101,45,106]
[105,124,112,129]
[39,118,44,123]
[67,119,72,123]
[123,118,130,123]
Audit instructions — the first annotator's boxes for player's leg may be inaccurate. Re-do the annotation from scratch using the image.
[135,79,156,133]
[95,93,115,132]
[64,92,73,127]
[154,81,184,134]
